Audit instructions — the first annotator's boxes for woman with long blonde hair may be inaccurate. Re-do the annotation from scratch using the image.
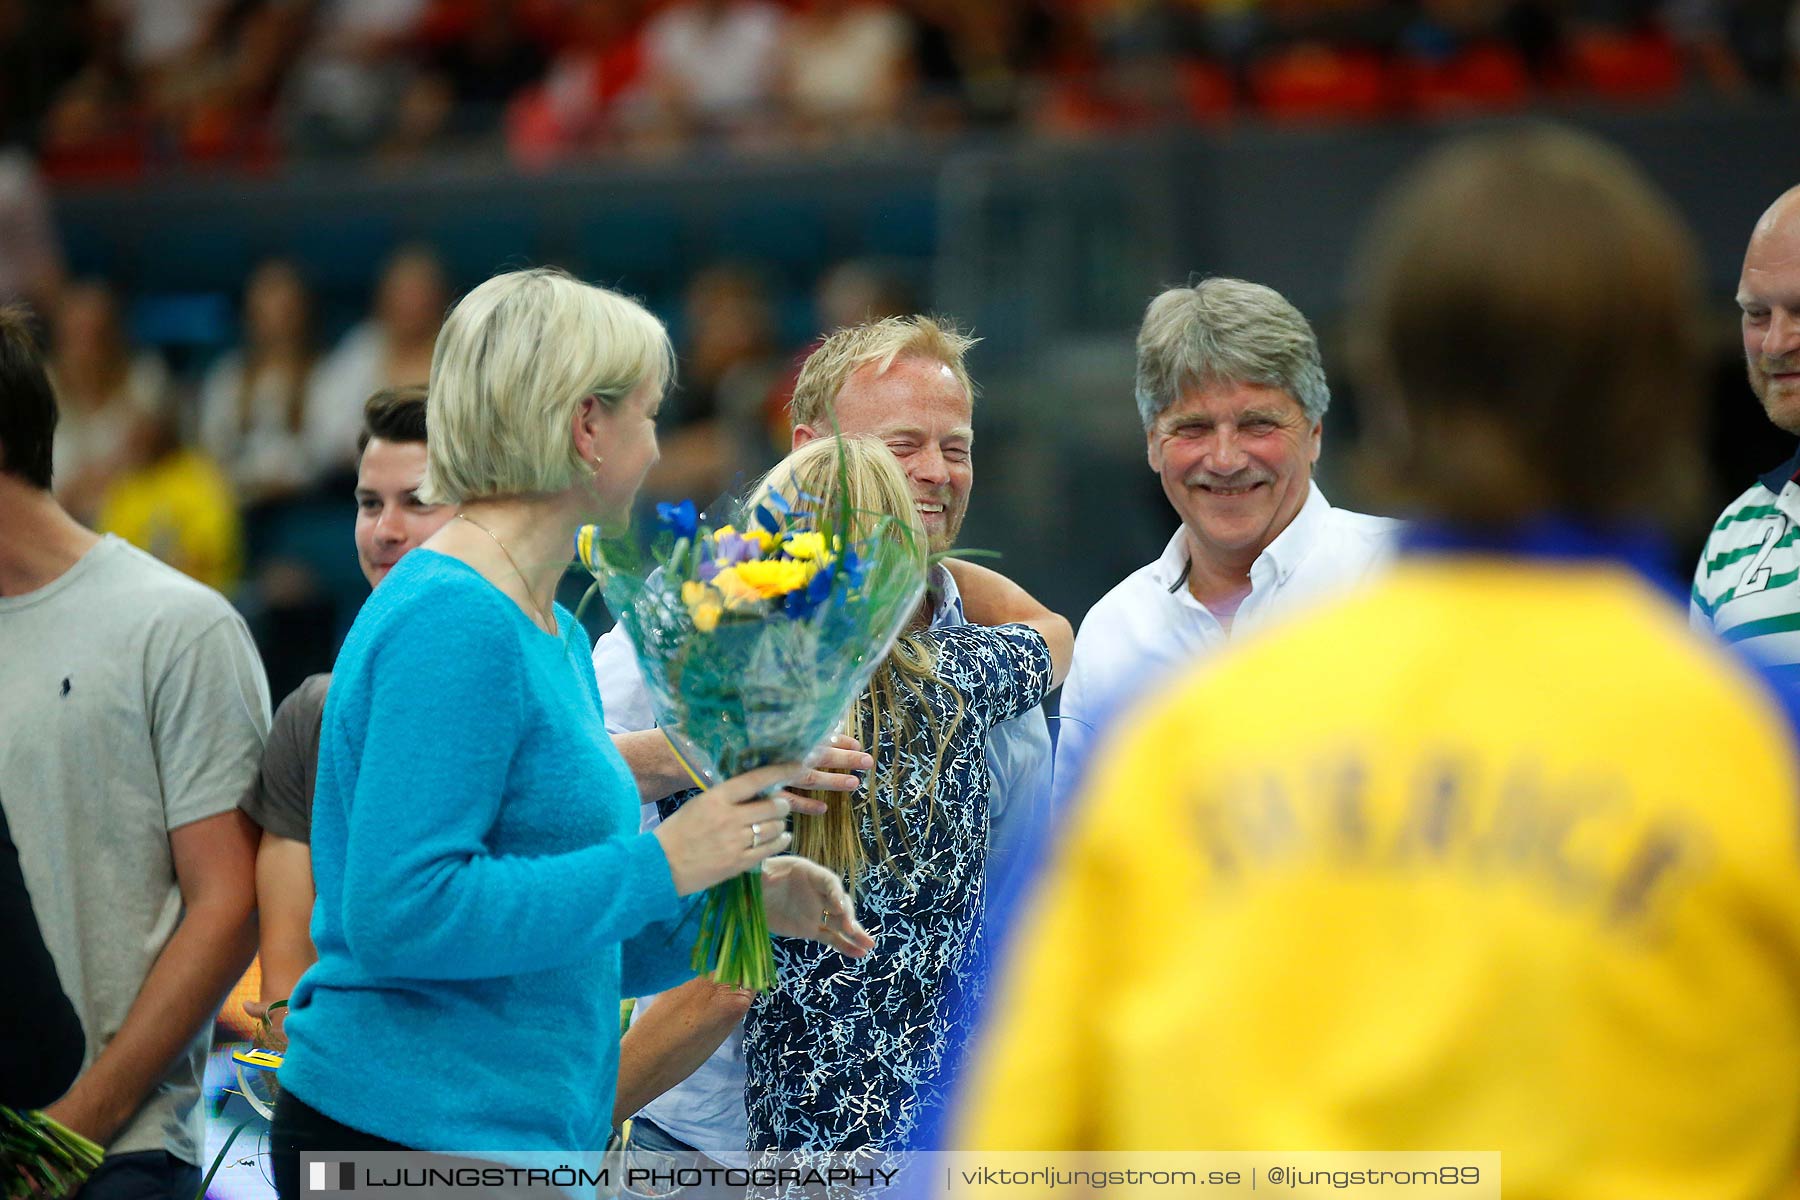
[740,434,1073,1156]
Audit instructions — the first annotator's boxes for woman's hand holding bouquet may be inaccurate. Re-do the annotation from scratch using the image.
[652,763,802,893]
[649,762,875,963]
[576,438,927,989]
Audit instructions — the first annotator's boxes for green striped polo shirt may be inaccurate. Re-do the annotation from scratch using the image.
[1693,444,1800,677]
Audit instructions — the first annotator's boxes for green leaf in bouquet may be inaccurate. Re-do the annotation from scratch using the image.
[1,1108,104,1199]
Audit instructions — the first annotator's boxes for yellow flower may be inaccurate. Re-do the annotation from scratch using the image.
[576,524,600,572]
[730,558,817,598]
[681,580,723,632]
[710,567,767,611]
[782,531,828,560]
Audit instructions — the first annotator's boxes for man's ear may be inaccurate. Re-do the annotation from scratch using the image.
[1310,420,1323,465]
[1146,428,1162,473]
[792,424,818,450]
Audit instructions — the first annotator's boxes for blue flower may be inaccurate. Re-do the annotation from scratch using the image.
[784,556,839,618]
[656,499,698,541]
[840,545,868,589]
[752,489,792,534]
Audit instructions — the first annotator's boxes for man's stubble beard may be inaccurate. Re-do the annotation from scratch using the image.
[1755,367,1800,436]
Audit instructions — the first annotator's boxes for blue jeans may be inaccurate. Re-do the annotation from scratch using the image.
[73,1151,201,1200]
[626,1116,697,1155]
[623,1118,741,1199]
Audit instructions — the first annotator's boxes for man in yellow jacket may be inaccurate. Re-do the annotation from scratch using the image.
[957,128,1800,1200]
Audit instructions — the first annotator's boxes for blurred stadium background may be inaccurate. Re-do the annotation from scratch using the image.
[8,0,1800,678]
[3,1,1798,1186]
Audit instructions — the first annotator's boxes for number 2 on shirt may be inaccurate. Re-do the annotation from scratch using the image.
[1739,518,1787,596]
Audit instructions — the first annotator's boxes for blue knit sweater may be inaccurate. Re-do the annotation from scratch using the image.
[280,550,698,1151]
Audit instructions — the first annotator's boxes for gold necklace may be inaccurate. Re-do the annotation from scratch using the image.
[455,512,557,634]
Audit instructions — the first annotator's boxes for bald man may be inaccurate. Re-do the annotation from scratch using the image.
[1693,185,1800,669]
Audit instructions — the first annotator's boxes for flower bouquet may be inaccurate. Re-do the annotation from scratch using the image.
[1,1109,103,1199]
[576,447,927,989]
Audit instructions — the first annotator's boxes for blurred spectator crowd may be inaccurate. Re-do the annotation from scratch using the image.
[3,0,1795,721]
[1,0,1797,181]
[3,230,919,699]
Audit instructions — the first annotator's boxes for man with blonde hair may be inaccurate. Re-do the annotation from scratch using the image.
[1053,278,1396,800]
[595,313,1056,1169]
[787,315,978,552]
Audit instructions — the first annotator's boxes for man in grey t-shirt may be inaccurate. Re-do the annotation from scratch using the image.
[0,308,268,1199]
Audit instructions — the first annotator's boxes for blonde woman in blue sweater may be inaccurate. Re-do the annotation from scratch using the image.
[270,268,872,1196]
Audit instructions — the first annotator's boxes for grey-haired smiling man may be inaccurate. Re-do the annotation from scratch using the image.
[1053,279,1398,799]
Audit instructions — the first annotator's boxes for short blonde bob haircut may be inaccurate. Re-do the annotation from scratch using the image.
[421,267,673,505]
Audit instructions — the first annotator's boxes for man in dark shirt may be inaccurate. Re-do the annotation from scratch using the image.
[0,803,84,1108]
[240,386,451,1048]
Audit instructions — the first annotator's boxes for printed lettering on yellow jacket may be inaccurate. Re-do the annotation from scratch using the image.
[960,542,1800,1200]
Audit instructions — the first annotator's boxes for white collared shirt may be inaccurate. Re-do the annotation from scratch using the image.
[1053,484,1398,802]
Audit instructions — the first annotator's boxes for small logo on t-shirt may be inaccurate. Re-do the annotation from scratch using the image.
[59,677,71,698]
